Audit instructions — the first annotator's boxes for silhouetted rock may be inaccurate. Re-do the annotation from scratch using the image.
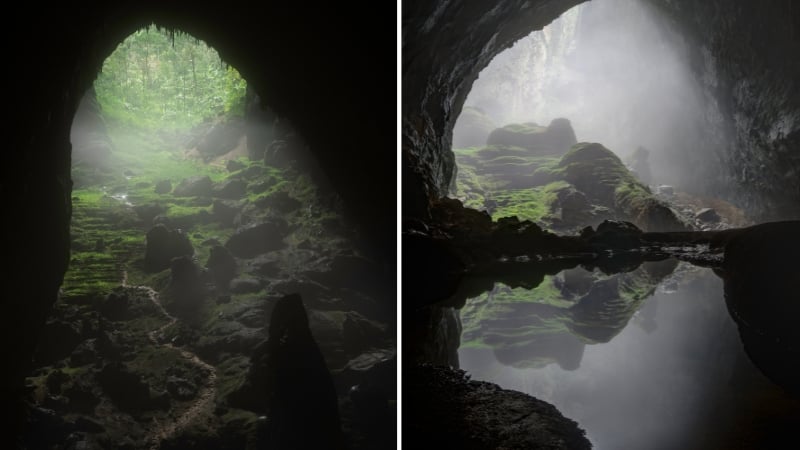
[226,159,246,171]
[722,220,800,396]
[206,245,237,289]
[405,364,591,450]
[169,256,205,309]
[229,294,344,449]
[98,291,129,321]
[144,224,194,272]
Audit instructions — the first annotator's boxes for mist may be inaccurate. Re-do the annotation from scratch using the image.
[459,0,726,190]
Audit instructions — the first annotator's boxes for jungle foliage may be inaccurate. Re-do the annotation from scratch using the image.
[95,25,247,130]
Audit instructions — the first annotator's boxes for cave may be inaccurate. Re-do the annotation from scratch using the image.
[4,3,395,448]
[403,0,799,449]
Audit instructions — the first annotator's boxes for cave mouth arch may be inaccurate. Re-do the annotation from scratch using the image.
[447,0,746,234]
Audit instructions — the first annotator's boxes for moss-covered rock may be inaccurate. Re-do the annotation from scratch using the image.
[559,143,687,231]
[460,259,679,370]
[486,118,577,155]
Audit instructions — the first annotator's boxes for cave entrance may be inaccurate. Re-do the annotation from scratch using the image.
[449,0,747,234]
[26,23,389,448]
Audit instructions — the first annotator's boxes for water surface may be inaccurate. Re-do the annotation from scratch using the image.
[459,261,799,449]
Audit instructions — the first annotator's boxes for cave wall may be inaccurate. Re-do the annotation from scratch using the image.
[403,0,800,220]
[402,0,588,219]
[2,1,394,431]
[648,0,800,219]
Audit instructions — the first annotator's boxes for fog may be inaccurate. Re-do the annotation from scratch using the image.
[459,266,792,450]
[459,0,726,189]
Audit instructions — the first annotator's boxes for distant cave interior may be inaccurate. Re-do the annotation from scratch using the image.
[404,0,799,449]
[6,3,395,449]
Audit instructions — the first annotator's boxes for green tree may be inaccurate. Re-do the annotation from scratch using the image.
[95,25,247,130]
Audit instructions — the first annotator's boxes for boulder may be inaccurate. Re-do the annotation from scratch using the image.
[486,118,577,155]
[144,224,194,272]
[206,245,237,289]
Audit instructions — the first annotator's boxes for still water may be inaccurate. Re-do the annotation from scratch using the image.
[459,261,799,450]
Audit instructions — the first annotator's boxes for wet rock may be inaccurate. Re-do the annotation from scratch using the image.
[696,207,721,223]
[206,245,237,289]
[213,179,247,199]
[172,175,213,197]
[225,220,288,258]
[144,224,194,272]
[154,179,172,194]
[405,364,591,450]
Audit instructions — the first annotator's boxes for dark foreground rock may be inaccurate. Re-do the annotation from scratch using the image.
[405,364,592,450]
[721,220,800,397]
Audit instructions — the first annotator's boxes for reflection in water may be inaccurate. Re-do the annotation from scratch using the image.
[460,262,800,450]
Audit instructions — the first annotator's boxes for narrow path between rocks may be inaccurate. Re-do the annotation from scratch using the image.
[122,271,217,450]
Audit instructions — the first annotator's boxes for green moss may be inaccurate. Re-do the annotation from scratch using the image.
[491,181,570,224]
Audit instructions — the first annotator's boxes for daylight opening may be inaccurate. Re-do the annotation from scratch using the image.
[29,24,389,448]
[450,0,748,235]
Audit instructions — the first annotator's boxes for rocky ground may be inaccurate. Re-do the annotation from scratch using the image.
[22,117,395,449]
[404,364,591,450]
[451,117,749,235]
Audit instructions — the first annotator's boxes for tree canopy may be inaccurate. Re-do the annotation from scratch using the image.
[95,25,247,130]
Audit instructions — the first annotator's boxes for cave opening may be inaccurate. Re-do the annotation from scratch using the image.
[23,22,395,450]
[450,0,747,235]
[403,1,799,449]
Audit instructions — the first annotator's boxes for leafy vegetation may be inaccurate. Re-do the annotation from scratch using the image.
[95,25,246,130]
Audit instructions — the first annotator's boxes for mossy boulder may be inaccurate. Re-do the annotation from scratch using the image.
[559,143,687,231]
[486,118,577,156]
[452,106,497,149]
